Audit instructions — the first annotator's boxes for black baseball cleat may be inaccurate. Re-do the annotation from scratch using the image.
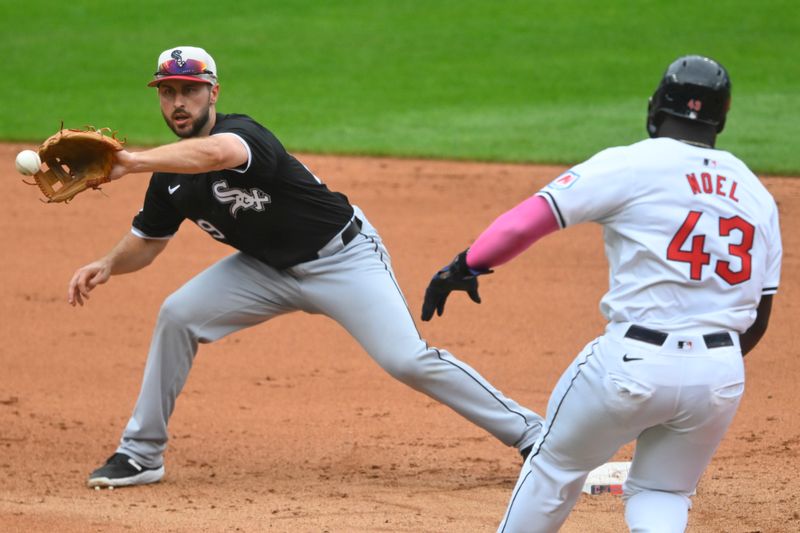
[87,453,164,488]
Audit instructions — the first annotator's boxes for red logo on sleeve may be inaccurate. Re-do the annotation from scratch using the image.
[549,170,580,190]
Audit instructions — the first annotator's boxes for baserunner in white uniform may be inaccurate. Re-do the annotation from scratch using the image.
[422,55,782,532]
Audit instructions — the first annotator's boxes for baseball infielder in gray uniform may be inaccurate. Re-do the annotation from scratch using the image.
[69,46,541,488]
[423,55,781,532]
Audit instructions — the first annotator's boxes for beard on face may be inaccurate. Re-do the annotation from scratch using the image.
[163,102,212,139]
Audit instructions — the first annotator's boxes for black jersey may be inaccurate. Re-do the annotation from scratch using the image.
[132,113,354,269]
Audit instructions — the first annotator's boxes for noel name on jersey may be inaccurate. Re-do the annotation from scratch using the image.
[685,172,739,203]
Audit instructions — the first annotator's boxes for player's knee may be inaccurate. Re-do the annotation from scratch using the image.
[377,352,429,385]
[624,489,690,533]
[157,293,196,329]
[382,358,422,383]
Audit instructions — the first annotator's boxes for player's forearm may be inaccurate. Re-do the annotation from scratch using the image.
[125,136,243,175]
[104,233,168,275]
[466,195,560,270]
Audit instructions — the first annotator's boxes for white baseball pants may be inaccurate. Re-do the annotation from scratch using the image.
[498,323,744,533]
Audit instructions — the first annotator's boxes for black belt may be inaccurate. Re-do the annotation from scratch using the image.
[314,217,362,260]
[340,217,362,247]
[624,325,733,349]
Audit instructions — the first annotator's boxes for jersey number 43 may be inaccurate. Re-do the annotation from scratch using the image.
[667,210,754,285]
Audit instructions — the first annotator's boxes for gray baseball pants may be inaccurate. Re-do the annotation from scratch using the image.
[116,207,542,467]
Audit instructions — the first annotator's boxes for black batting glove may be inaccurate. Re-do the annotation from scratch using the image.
[421,250,492,321]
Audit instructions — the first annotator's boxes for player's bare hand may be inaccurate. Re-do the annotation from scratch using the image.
[68,260,112,307]
[421,250,491,321]
[107,149,136,182]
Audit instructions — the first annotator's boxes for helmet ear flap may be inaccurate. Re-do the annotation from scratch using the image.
[716,96,731,133]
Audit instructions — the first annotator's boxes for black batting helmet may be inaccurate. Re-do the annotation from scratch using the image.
[647,55,731,137]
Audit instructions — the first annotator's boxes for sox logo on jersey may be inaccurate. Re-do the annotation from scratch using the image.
[212,180,271,217]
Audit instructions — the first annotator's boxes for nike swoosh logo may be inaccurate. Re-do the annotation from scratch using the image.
[622,353,643,362]
[168,184,181,195]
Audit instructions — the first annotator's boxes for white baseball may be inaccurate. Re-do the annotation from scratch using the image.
[15,150,41,176]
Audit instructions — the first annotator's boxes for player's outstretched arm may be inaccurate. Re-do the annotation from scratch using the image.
[421,195,559,321]
[67,233,168,307]
[107,134,248,181]
[740,295,773,356]
[466,195,560,270]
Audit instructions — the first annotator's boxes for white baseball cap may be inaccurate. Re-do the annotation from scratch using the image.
[148,46,218,87]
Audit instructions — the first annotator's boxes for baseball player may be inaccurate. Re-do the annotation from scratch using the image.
[422,55,782,532]
[69,46,542,488]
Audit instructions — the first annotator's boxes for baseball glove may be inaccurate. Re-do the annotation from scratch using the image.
[28,125,124,203]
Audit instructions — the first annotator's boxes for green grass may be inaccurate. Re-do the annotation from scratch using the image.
[1,0,798,174]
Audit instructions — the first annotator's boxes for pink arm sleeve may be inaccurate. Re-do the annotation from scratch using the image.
[466,195,559,270]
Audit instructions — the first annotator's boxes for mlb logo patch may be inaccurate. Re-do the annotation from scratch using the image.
[549,170,580,190]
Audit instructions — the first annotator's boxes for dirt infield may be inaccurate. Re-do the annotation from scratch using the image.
[1,142,798,532]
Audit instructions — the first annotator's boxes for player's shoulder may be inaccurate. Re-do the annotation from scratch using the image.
[566,141,644,179]
[214,112,266,133]
[713,147,761,182]
[575,138,659,168]
[613,137,675,159]
[712,148,777,206]
[214,113,282,148]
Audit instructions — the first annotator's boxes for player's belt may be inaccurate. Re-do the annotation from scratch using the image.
[315,217,363,260]
[624,325,733,349]
[340,217,363,247]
